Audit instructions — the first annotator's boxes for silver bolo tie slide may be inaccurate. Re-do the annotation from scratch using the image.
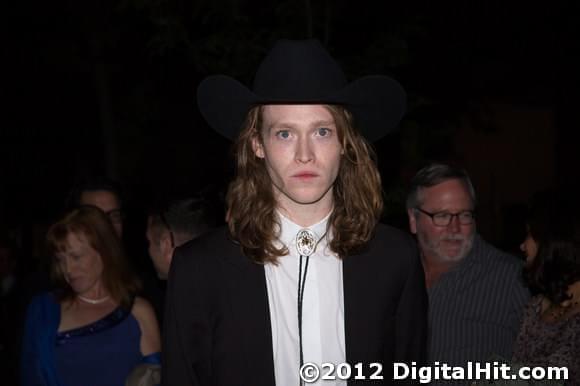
[296,229,317,256]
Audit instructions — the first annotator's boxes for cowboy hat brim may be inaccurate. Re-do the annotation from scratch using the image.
[197,74,406,142]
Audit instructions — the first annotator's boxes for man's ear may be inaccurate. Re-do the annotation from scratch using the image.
[252,134,265,159]
[159,231,173,255]
[160,232,173,257]
[407,208,418,235]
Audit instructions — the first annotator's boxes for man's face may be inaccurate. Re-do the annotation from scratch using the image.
[80,190,123,238]
[253,104,342,213]
[408,179,476,264]
[146,217,171,279]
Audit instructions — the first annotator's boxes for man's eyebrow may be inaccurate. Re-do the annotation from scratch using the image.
[266,121,295,129]
[265,119,335,130]
[311,120,335,127]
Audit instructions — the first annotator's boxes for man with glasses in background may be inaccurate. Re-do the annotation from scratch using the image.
[67,176,125,238]
[406,163,529,382]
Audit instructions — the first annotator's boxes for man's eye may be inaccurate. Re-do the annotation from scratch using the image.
[276,130,291,139]
[434,213,451,221]
[317,128,330,136]
[460,212,474,220]
[108,212,122,223]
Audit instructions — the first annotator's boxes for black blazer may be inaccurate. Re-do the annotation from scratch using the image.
[162,223,427,386]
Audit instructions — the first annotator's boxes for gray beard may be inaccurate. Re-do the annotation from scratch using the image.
[418,232,475,263]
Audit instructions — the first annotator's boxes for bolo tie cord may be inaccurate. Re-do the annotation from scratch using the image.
[295,228,326,386]
[297,253,310,375]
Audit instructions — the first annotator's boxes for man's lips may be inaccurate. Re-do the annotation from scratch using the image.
[292,172,318,178]
[441,239,464,248]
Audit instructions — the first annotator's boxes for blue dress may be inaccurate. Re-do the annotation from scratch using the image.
[54,305,142,386]
[21,292,155,386]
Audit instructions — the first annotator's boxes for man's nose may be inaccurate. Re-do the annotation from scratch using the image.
[447,215,461,232]
[295,137,314,163]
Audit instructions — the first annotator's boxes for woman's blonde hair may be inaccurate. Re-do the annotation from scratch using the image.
[226,105,383,264]
[46,206,140,308]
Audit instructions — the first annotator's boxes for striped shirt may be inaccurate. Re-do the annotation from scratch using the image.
[427,235,530,383]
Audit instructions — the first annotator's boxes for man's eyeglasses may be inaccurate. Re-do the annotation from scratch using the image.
[105,209,124,224]
[160,212,175,248]
[415,208,475,227]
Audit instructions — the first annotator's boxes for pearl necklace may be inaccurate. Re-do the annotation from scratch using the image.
[77,295,110,305]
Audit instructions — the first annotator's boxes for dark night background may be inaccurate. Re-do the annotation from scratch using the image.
[1,1,580,384]
[2,0,580,266]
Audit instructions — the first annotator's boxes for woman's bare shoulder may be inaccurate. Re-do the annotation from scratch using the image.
[131,296,156,321]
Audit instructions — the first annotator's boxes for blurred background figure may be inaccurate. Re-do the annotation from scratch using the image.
[406,163,529,376]
[66,176,160,306]
[0,233,24,386]
[146,196,217,280]
[519,190,557,270]
[66,176,125,238]
[145,195,219,325]
[21,206,160,386]
[513,189,580,382]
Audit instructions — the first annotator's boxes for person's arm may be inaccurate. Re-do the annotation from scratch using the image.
[132,296,162,357]
[21,298,42,386]
[21,293,60,386]
[508,262,531,338]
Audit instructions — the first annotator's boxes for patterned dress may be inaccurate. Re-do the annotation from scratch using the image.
[512,296,580,385]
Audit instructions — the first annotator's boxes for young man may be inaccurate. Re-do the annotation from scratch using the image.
[163,39,427,386]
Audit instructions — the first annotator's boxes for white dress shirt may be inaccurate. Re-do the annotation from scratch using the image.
[265,211,346,386]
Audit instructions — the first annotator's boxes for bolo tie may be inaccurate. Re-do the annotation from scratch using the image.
[295,228,325,386]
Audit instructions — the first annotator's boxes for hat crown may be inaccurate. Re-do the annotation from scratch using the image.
[252,39,347,102]
[197,39,406,141]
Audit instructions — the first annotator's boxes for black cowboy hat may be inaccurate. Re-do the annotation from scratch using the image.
[197,39,406,142]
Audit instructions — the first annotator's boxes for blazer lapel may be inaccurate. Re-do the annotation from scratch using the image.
[343,252,368,364]
[342,241,390,367]
[223,250,276,386]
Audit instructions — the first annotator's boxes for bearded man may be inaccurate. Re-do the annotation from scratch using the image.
[406,163,529,380]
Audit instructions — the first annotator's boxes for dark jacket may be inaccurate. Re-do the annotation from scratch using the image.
[162,223,427,386]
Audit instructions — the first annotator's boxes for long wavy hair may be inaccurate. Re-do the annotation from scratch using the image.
[226,105,383,264]
[46,206,140,308]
